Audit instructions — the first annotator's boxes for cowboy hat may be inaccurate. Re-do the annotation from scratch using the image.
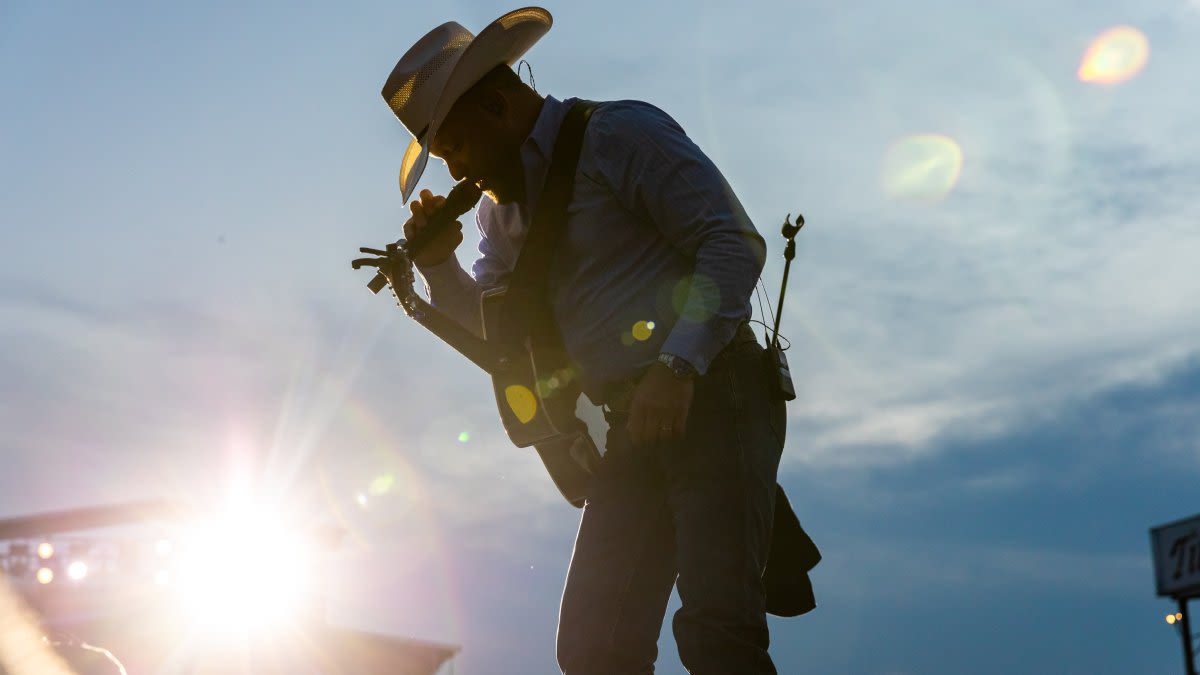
[381,7,552,203]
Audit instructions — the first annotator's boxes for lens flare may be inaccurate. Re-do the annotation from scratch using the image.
[671,275,721,322]
[36,568,54,584]
[631,320,655,342]
[1078,26,1149,84]
[36,542,53,560]
[368,473,395,497]
[882,133,964,202]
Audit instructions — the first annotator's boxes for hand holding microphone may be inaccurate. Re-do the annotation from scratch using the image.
[403,181,483,268]
[352,179,483,294]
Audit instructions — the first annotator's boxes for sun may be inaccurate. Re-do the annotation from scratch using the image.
[168,500,318,637]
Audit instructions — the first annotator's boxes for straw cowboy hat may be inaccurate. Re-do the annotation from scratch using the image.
[381,7,553,203]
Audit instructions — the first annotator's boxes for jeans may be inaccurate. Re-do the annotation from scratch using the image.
[557,332,786,674]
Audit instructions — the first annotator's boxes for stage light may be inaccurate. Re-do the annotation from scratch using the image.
[37,542,54,560]
[67,560,88,580]
[36,567,54,584]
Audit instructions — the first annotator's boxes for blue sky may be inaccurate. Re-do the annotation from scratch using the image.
[2,1,1199,673]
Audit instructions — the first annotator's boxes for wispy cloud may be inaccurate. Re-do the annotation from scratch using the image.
[726,5,1200,465]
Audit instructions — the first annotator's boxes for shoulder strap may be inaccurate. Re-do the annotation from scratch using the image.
[497,100,598,353]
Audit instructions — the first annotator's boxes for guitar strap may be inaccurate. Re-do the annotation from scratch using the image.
[495,99,598,360]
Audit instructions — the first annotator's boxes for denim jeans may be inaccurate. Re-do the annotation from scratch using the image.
[556,332,786,674]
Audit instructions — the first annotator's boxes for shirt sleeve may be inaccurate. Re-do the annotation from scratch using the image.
[586,101,767,374]
[416,202,518,339]
[414,253,485,338]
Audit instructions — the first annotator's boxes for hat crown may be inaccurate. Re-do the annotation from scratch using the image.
[382,21,475,138]
[382,7,553,203]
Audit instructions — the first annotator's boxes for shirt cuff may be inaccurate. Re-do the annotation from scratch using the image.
[415,255,469,291]
[660,319,738,376]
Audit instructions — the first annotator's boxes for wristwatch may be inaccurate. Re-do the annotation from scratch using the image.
[657,352,698,380]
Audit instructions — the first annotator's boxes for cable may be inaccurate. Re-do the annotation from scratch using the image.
[753,278,769,344]
[748,318,790,351]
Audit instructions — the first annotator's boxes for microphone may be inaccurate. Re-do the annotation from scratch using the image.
[363,179,483,293]
[404,179,484,260]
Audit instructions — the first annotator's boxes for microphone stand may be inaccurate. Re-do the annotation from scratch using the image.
[766,212,804,401]
[771,213,804,348]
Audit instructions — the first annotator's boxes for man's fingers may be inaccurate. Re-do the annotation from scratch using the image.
[407,192,449,227]
[626,403,683,447]
[407,200,424,228]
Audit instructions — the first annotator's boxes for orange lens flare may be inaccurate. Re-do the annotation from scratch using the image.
[1078,26,1149,84]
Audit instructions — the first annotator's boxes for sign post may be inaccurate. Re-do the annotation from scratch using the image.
[1151,513,1200,675]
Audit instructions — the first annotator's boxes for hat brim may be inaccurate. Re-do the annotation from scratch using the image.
[399,7,552,202]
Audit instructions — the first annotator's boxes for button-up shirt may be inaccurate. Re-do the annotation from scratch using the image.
[418,95,766,401]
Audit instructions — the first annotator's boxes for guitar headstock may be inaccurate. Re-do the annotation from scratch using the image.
[351,241,420,314]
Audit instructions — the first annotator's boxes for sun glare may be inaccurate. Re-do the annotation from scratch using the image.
[172,502,315,636]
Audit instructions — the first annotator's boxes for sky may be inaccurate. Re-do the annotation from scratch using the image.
[2,0,1199,673]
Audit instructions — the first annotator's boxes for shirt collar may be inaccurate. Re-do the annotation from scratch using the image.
[521,95,571,212]
[526,95,567,162]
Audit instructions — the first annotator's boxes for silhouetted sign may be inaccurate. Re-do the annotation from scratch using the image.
[1151,513,1200,598]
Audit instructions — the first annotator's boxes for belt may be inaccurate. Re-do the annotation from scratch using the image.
[602,321,759,412]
